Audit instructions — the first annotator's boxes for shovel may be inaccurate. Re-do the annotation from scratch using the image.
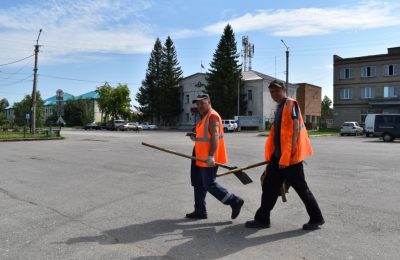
[141,142,253,185]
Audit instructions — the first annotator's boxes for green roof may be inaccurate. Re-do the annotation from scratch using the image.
[43,92,75,106]
[43,90,99,106]
[77,91,99,100]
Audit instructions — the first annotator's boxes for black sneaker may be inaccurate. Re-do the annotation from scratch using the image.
[302,219,325,230]
[245,220,271,229]
[231,198,244,219]
[185,212,207,219]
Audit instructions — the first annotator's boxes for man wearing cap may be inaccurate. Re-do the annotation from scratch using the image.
[186,93,244,220]
[245,80,324,230]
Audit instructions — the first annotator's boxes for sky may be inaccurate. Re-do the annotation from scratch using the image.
[1,0,400,108]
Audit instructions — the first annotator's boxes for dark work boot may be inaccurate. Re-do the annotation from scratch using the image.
[302,218,325,230]
[231,198,244,219]
[245,219,271,229]
[185,212,207,219]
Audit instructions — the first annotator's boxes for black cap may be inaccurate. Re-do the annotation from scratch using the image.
[268,80,285,89]
[192,93,210,103]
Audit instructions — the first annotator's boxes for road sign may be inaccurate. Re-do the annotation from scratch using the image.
[25,113,30,119]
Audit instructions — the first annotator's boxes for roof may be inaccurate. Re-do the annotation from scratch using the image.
[43,92,75,106]
[242,70,276,81]
[77,90,99,100]
[180,72,206,82]
[242,70,297,88]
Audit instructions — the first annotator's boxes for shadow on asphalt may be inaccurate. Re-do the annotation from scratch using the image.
[60,218,310,259]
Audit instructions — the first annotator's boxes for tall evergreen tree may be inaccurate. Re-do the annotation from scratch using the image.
[136,38,163,123]
[206,24,246,118]
[160,36,183,125]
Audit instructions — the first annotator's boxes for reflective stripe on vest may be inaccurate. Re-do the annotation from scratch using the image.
[194,109,228,167]
[195,112,224,142]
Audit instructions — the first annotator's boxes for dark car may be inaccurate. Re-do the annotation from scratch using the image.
[84,122,100,130]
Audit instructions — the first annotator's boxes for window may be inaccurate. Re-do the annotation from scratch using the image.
[383,64,399,76]
[340,88,352,99]
[185,95,189,104]
[247,111,253,116]
[185,113,190,122]
[339,68,353,79]
[361,66,376,78]
[247,89,253,101]
[306,115,311,123]
[361,87,374,99]
[384,86,398,98]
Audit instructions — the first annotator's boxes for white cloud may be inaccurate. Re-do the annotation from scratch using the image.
[201,1,400,37]
[0,0,155,64]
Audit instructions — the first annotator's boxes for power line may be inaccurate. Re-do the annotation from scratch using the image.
[0,54,35,67]
[38,74,140,86]
[0,74,33,86]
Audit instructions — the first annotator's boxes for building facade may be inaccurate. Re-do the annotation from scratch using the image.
[178,70,298,130]
[5,90,102,124]
[333,47,400,127]
[296,83,322,129]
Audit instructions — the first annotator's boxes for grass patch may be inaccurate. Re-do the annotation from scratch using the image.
[258,129,339,137]
[307,129,339,136]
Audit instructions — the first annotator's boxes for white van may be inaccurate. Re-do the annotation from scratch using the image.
[364,114,378,137]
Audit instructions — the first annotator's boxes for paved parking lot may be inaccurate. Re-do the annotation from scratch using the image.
[1,130,399,259]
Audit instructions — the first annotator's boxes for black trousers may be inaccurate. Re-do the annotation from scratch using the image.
[254,156,323,223]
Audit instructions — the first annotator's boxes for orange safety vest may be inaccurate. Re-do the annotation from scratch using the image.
[195,109,228,167]
[265,98,313,166]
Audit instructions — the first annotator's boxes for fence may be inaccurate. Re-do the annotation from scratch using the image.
[0,125,60,139]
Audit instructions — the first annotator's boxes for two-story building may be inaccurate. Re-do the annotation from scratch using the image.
[333,47,400,127]
[296,83,322,129]
[178,70,299,130]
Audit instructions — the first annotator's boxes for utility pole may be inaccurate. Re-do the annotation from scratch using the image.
[31,29,42,134]
[237,79,240,116]
[281,39,289,91]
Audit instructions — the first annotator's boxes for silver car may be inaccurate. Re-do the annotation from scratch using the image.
[340,122,363,136]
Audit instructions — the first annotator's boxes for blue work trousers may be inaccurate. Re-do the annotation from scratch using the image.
[190,157,237,215]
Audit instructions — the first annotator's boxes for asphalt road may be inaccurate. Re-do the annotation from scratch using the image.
[1,130,399,260]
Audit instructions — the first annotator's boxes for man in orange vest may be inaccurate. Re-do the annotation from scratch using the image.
[186,94,244,220]
[245,80,324,230]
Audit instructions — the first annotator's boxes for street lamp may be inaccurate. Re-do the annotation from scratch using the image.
[281,39,289,90]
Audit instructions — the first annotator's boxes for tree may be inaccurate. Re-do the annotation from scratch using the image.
[13,92,44,126]
[96,82,113,123]
[136,38,163,122]
[0,98,9,111]
[63,99,94,126]
[321,95,333,117]
[0,98,9,125]
[206,24,246,118]
[96,83,131,125]
[159,36,183,125]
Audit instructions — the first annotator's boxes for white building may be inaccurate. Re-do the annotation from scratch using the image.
[178,70,298,130]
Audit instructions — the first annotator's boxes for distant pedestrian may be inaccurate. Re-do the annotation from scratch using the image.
[245,80,324,230]
[186,94,244,220]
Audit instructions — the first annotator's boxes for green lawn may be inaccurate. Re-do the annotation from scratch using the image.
[258,129,339,137]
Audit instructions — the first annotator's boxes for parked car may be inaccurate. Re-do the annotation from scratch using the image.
[121,122,141,131]
[106,119,126,131]
[84,122,100,130]
[366,114,400,142]
[222,119,237,132]
[340,122,363,136]
[140,122,157,130]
